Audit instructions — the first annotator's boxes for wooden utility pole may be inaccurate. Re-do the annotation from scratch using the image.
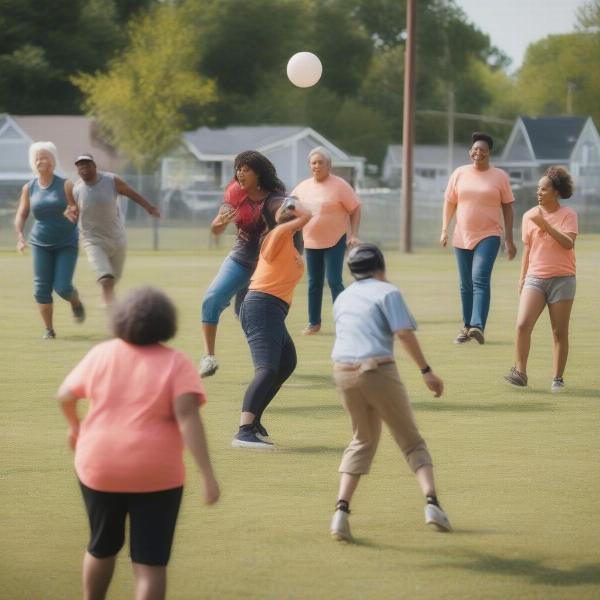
[401,0,416,253]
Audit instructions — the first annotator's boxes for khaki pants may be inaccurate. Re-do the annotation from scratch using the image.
[334,361,432,475]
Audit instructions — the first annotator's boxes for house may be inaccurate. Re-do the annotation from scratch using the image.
[381,144,470,191]
[499,116,600,195]
[161,125,365,203]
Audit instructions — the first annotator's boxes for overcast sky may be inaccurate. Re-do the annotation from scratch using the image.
[453,0,588,71]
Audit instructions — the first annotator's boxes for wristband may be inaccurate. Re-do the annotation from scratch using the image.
[420,365,431,374]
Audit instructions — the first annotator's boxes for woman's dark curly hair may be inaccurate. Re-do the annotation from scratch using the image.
[111,286,177,345]
[471,131,494,151]
[544,166,574,199]
[234,150,285,193]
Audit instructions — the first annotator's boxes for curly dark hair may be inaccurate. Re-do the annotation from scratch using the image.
[111,286,177,345]
[471,131,494,151]
[234,150,285,193]
[544,166,574,199]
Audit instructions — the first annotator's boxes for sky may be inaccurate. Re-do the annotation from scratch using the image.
[453,0,589,71]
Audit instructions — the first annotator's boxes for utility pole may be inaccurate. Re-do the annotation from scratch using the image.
[447,85,455,179]
[401,0,416,253]
[566,81,576,115]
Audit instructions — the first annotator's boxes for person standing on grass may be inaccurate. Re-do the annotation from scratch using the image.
[504,167,578,393]
[232,198,312,449]
[329,244,451,543]
[14,141,85,339]
[73,154,160,306]
[57,287,219,600]
[441,132,516,345]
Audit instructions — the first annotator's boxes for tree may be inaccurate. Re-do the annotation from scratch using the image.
[74,3,216,172]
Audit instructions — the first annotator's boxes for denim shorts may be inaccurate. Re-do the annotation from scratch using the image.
[524,275,576,304]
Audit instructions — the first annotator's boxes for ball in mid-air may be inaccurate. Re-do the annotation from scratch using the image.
[287,52,322,88]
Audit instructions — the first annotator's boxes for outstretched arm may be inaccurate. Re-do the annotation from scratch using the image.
[114,176,160,217]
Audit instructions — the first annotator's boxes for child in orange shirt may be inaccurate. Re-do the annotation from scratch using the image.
[232,198,312,449]
[505,167,578,392]
[57,287,219,600]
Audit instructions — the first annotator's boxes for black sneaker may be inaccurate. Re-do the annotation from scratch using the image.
[231,426,275,450]
[254,422,270,442]
[42,328,56,339]
[72,302,86,323]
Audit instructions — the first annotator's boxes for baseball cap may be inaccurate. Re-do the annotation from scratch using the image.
[75,154,95,164]
[347,243,385,279]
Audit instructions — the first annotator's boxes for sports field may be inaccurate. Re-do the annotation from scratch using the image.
[1,237,599,599]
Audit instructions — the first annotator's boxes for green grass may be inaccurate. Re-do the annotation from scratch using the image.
[1,236,599,599]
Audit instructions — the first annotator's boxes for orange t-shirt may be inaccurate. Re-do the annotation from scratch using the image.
[522,205,578,278]
[62,339,206,493]
[291,174,360,249]
[445,165,514,250]
[249,225,304,305]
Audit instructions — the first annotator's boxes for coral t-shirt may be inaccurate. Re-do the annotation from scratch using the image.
[522,205,578,278]
[249,226,304,305]
[445,165,514,250]
[291,174,360,249]
[62,339,206,493]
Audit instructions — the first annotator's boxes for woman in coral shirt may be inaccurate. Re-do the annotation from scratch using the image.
[505,167,577,393]
[292,147,361,335]
[441,132,516,345]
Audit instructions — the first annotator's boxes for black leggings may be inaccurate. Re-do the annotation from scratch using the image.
[240,291,297,420]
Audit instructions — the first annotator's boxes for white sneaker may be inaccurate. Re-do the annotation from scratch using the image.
[199,355,219,377]
[330,509,352,542]
[551,378,565,393]
[425,504,452,532]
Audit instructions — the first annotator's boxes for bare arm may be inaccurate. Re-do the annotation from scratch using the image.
[15,184,30,253]
[114,176,160,217]
[63,180,79,223]
[440,201,457,247]
[57,383,81,450]
[518,243,530,294]
[174,394,220,505]
[395,329,444,397]
[347,204,361,246]
[501,203,517,260]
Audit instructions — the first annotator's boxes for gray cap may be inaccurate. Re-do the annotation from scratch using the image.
[75,153,95,164]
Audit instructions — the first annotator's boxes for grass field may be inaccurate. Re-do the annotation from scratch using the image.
[1,237,599,599]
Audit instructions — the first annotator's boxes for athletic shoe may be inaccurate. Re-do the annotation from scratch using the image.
[72,302,85,323]
[468,326,485,344]
[302,323,321,336]
[551,377,565,393]
[425,504,452,532]
[254,422,271,442]
[330,509,353,542]
[454,327,471,344]
[199,355,219,377]
[231,428,275,450]
[504,366,528,387]
[42,328,56,339]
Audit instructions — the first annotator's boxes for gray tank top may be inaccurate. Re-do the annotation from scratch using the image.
[74,172,126,247]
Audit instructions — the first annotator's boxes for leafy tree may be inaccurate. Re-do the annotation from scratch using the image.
[74,3,216,172]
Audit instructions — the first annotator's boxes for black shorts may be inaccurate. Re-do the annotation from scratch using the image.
[79,481,183,566]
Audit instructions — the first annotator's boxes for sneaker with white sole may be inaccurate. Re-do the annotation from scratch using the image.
[551,377,565,393]
[42,328,56,339]
[330,509,352,542]
[454,327,471,344]
[504,366,528,387]
[468,326,485,344]
[199,354,219,377]
[231,426,275,450]
[425,504,452,532]
[254,421,271,442]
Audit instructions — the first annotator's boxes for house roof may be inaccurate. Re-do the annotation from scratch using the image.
[520,117,587,160]
[386,144,470,168]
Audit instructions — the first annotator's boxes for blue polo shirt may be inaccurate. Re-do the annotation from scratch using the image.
[331,278,417,363]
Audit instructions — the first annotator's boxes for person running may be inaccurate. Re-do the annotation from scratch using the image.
[329,243,451,542]
[504,166,578,393]
[200,151,288,378]
[73,154,160,305]
[232,198,312,449]
[57,286,219,600]
[14,141,85,339]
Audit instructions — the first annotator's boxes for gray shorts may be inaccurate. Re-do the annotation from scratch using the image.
[524,275,576,304]
[84,242,127,281]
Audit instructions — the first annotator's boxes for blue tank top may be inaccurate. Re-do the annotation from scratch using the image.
[29,176,78,248]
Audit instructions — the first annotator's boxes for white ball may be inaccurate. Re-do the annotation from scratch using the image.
[287,52,322,88]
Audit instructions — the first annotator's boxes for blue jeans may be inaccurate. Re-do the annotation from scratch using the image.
[454,236,501,331]
[202,256,253,324]
[305,234,346,326]
[31,244,79,304]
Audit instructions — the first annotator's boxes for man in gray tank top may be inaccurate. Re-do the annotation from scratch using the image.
[73,154,160,304]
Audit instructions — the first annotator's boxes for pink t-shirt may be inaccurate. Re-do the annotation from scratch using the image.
[63,339,206,493]
[522,205,578,278]
[445,165,514,250]
[291,174,360,249]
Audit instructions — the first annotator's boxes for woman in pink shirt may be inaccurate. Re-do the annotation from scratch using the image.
[292,147,361,335]
[441,132,516,345]
[57,287,219,600]
[505,167,577,393]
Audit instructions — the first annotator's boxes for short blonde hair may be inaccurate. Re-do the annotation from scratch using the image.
[308,146,332,166]
[28,141,59,173]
